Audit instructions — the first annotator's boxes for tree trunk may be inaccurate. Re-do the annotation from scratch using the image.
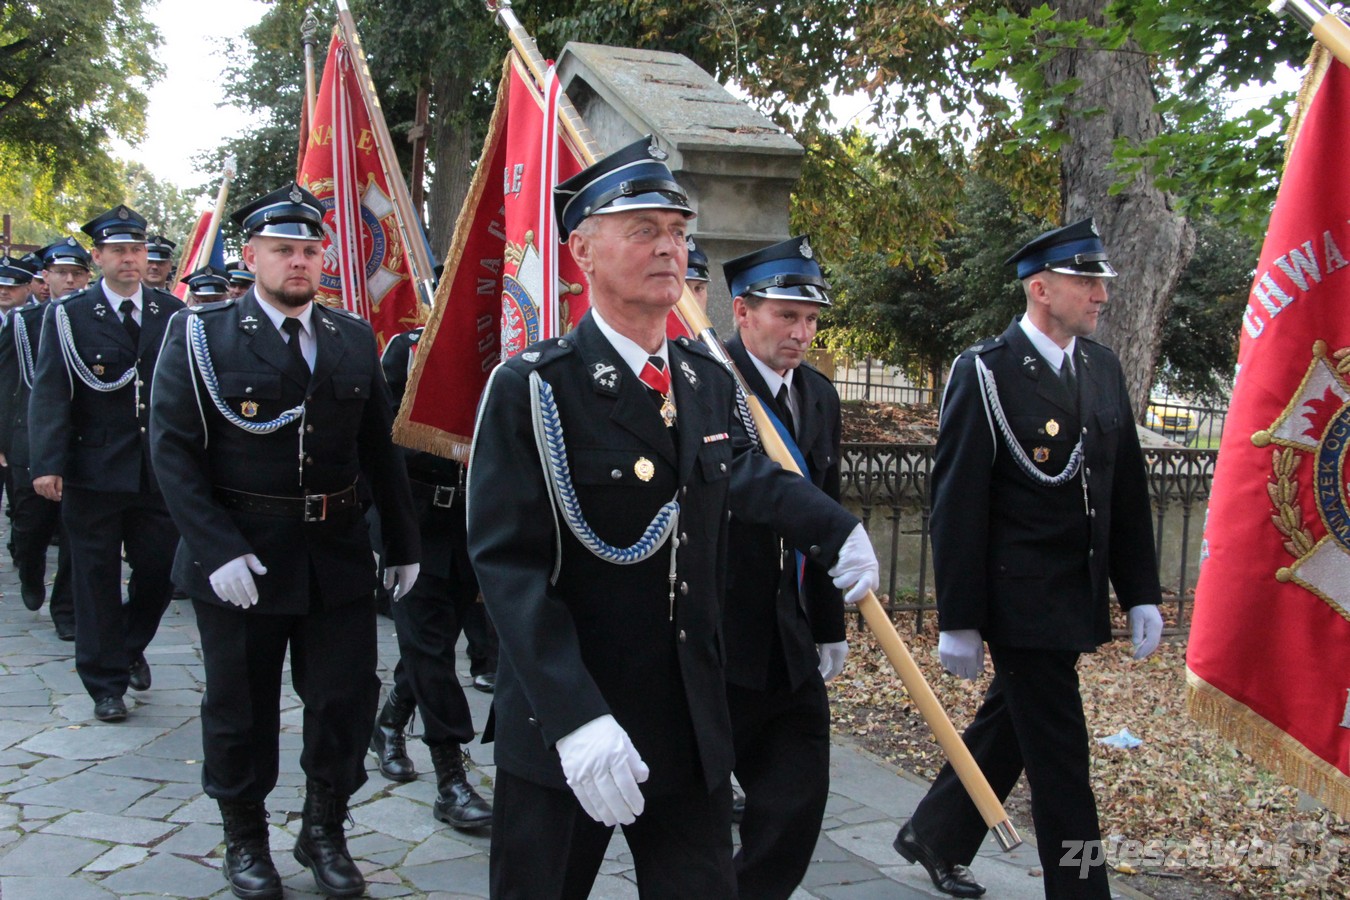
[426,71,478,261]
[1043,0,1195,418]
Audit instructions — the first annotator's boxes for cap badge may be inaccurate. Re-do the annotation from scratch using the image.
[66,237,77,247]
[289,186,303,203]
[634,457,655,482]
[686,237,696,252]
[1045,419,1060,437]
[647,143,668,161]
[241,400,259,418]
[117,208,129,220]
[799,238,814,260]
[1033,446,1051,463]
[1090,220,1100,236]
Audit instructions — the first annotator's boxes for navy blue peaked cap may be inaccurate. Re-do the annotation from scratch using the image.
[82,205,148,245]
[146,235,177,262]
[1006,217,1116,279]
[686,237,710,282]
[40,237,92,270]
[183,266,230,298]
[224,258,254,285]
[723,235,831,306]
[554,135,694,240]
[233,183,325,241]
[0,255,34,286]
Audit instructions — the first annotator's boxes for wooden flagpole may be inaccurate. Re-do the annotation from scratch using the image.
[186,157,235,276]
[484,0,1021,852]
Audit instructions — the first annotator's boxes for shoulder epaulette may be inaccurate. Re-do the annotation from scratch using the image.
[189,298,234,314]
[510,336,575,370]
[962,334,1005,358]
[674,334,717,361]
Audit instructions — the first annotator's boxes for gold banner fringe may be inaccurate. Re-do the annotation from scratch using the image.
[1186,669,1350,818]
[390,55,514,461]
[1285,40,1332,169]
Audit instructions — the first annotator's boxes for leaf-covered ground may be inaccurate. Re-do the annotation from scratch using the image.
[830,616,1348,897]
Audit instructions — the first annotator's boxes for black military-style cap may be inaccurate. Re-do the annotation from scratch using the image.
[1006,217,1116,279]
[232,182,325,241]
[182,266,230,299]
[146,235,177,262]
[554,135,694,240]
[19,252,45,279]
[723,235,831,306]
[40,237,93,271]
[0,255,35,286]
[81,205,149,245]
[685,237,710,283]
[223,257,254,286]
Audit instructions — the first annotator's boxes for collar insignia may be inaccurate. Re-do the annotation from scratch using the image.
[94,304,107,318]
[591,361,620,392]
[321,316,337,332]
[147,301,159,315]
[680,360,699,388]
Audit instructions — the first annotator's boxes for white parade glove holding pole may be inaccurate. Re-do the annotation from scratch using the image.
[938,629,984,680]
[383,563,421,601]
[817,641,849,682]
[555,714,649,826]
[1128,604,1163,660]
[828,524,881,604]
[209,554,267,608]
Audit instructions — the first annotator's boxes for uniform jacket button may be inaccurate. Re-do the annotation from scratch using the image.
[611,469,622,480]
[306,424,314,433]
[245,387,253,394]
[678,630,687,643]
[809,545,822,558]
[679,582,689,595]
[305,455,313,464]
[718,462,727,472]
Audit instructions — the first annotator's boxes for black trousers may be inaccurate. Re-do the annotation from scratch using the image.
[9,467,73,626]
[490,768,735,900]
[462,598,498,677]
[727,674,832,900]
[389,570,477,747]
[62,486,176,700]
[908,645,1108,899]
[194,592,380,802]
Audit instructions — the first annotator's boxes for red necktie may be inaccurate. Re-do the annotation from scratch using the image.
[640,356,670,394]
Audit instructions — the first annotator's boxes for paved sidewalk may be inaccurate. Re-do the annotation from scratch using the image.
[0,526,1147,898]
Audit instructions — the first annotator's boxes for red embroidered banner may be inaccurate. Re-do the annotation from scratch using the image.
[1187,49,1350,817]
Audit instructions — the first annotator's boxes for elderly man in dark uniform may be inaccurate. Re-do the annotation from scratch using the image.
[150,183,420,900]
[0,246,78,639]
[720,236,849,899]
[28,207,184,722]
[468,136,880,900]
[891,219,1164,899]
[367,324,493,831]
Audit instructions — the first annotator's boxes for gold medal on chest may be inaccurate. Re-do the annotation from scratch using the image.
[241,400,259,418]
[659,394,677,428]
[1045,419,1060,437]
[1033,446,1051,463]
[634,457,655,482]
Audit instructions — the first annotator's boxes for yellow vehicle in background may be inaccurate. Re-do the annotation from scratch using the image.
[1144,396,1199,445]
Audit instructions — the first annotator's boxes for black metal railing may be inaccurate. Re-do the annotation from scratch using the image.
[839,443,1216,632]
[835,380,940,406]
[1141,398,1228,449]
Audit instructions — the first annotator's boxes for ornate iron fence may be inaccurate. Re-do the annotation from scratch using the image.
[839,443,1216,631]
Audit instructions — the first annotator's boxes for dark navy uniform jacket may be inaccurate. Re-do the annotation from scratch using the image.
[28,281,184,492]
[467,313,858,798]
[723,334,846,692]
[149,290,419,615]
[0,302,47,468]
[931,317,1160,651]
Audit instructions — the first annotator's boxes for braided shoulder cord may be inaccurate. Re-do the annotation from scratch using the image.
[186,313,306,434]
[734,381,759,446]
[14,313,34,389]
[974,355,1083,487]
[56,304,137,394]
[529,371,679,567]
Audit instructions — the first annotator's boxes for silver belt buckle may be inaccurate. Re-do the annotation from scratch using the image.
[432,485,456,508]
[303,493,328,522]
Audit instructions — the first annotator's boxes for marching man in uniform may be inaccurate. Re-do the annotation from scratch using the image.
[892,218,1164,898]
[28,206,184,722]
[150,183,420,900]
[467,136,880,899]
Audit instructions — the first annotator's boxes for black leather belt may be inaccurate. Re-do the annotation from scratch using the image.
[214,483,359,522]
[409,477,457,508]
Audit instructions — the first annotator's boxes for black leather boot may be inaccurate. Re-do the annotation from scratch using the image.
[429,743,492,830]
[293,780,364,897]
[218,800,281,900]
[369,686,416,782]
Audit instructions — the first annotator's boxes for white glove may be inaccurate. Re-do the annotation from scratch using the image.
[817,641,849,682]
[382,563,420,602]
[555,714,650,826]
[938,629,984,680]
[1128,604,1163,660]
[827,524,880,605]
[209,554,268,608]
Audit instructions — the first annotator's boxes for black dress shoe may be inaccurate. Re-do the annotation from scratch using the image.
[54,619,76,642]
[471,672,495,694]
[20,582,45,611]
[129,653,152,691]
[893,820,986,898]
[94,696,127,722]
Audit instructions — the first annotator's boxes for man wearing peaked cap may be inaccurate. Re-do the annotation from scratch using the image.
[27,205,185,726]
[684,236,710,310]
[181,266,230,307]
[468,144,878,898]
[39,238,93,301]
[150,181,419,900]
[719,235,847,899]
[890,218,1162,899]
[224,257,254,299]
[144,235,177,290]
